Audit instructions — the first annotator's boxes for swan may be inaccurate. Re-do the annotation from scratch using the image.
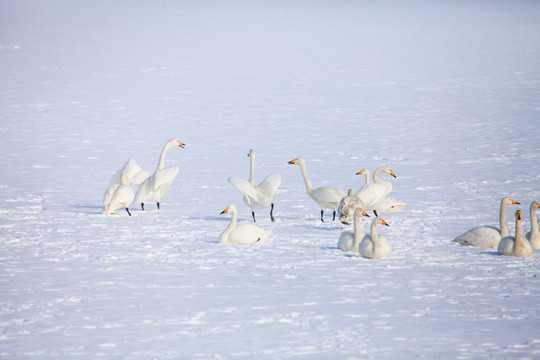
[453,196,520,248]
[102,173,135,216]
[287,157,346,222]
[358,216,391,259]
[228,149,281,222]
[219,204,271,244]
[337,207,370,252]
[525,201,540,249]
[106,158,151,188]
[355,166,397,216]
[498,210,533,257]
[337,189,361,225]
[134,138,185,210]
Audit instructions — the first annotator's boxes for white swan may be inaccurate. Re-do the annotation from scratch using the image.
[498,210,533,257]
[102,173,135,216]
[134,138,185,210]
[355,166,396,216]
[228,149,281,222]
[106,158,151,188]
[525,201,540,249]
[453,196,520,248]
[219,204,271,244]
[358,216,391,259]
[337,207,370,252]
[288,157,346,222]
[337,189,361,224]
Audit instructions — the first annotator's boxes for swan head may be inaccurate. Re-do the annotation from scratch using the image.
[515,209,522,221]
[248,149,255,158]
[382,166,396,178]
[287,157,304,166]
[356,168,368,176]
[167,138,185,148]
[347,189,354,196]
[376,216,390,226]
[220,204,236,215]
[502,196,520,206]
[531,201,540,210]
[354,207,370,218]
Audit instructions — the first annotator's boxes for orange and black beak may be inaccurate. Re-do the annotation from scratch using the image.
[177,140,186,148]
[287,159,297,165]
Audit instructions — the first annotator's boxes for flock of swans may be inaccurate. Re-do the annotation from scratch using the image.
[102,139,539,258]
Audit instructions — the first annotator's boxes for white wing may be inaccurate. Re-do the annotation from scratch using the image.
[257,173,281,198]
[152,167,179,190]
[228,177,259,200]
[107,158,150,187]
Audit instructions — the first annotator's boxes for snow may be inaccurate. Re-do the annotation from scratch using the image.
[1,0,540,358]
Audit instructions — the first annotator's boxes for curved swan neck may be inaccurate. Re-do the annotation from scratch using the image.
[222,207,238,239]
[499,200,510,237]
[298,161,314,195]
[370,219,380,244]
[248,152,255,185]
[157,139,176,170]
[530,203,539,234]
[364,169,371,185]
[372,168,386,184]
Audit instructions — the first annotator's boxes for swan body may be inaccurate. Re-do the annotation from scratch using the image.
[107,158,151,188]
[134,138,185,210]
[358,216,391,259]
[525,201,540,249]
[228,149,281,222]
[102,173,135,216]
[219,204,271,244]
[453,197,520,248]
[337,207,370,252]
[337,167,407,223]
[288,157,346,222]
[498,210,533,257]
[355,166,397,215]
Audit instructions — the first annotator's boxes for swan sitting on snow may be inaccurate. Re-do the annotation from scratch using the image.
[498,210,533,257]
[359,216,391,259]
[288,157,346,222]
[337,207,370,252]
[103,173,135,216]
[228,149,281,222]
[134,138,185,210]
[219,204,271,244]
[525,201,540,249]
[453,196,520,248]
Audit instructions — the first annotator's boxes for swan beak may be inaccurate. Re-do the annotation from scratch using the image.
[361,210,370,217]
[220,207,230,214]
[389,169,397,178]
[380,218,390,226]
[356,170,364,175]
[510,198,519,205]
[177,141,185,148]
[288,159,297,165]
[516,210,522,220]
[536,202,540,208]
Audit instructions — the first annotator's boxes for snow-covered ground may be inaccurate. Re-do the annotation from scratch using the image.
[1,1,540,358]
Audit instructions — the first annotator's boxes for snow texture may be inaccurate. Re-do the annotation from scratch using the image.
[1,1,540,358]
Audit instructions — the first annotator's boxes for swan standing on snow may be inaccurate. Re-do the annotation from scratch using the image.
[337,207,370,252]
[287,157,346,222]
[358,216,391,259]
[356,166,397,216]
[102,173,135,216]
[525,201,540,249]
[219,204,271,244]
[498,210,533,257]
[106,158,151,188]
[453,196,520,248]
[134,138,185,210]
[228,149,281,222]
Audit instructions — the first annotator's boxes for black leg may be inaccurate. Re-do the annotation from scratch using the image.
[157,202,160,210]
[126,208,132,216]
[252,211,256,222]
[320,209,324,222]
[270,203,275,222]
[333,210,336,221]
[141,202,145,211]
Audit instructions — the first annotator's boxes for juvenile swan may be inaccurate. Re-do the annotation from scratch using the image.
[525,201,540,249]
[134,138,185,210]
[102,173,135,216]
[498,210,533,257]
[453,197,520,248]
[288,157,346,222]
[337,207,370,252]
[228,149,281,222]
[219,204,271,244]
[359,216,391,259]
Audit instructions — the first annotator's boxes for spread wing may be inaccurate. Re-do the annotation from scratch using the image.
[228,177,258,200]
[152,167,179,190]
[107,158,150,187]
[257,173,281,198]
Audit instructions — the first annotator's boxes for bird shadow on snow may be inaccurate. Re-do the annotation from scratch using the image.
[70,203,103,214]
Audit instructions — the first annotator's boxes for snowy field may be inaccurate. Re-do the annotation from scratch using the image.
[1,0,540,358]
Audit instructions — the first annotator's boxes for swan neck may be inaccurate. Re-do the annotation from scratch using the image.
[530,204,539,234]
[222,208,238,241]
[353,212,362,243]
[248,154,255,185]
[157,141,174,170]
[298,162,314,194]
[370,220,380,244]
[364,170,371,185]
[499,201,509,237]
